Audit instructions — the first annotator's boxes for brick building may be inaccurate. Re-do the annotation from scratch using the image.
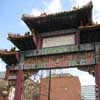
[40,75,81,100]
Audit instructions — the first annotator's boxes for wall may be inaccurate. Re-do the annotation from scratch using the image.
[40,76,81,100]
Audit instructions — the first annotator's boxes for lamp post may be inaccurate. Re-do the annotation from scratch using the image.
[48,69,51,100]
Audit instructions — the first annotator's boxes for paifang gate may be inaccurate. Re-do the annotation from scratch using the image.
[0,2,100,100]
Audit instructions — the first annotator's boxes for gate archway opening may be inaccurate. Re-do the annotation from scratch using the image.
[20,67,96,100]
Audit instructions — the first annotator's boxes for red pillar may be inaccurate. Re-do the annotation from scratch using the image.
[4,69,9,100]
[96,64,100,100]
[5,69,10,80]
[14,69,24,100]
[0,91,3,100]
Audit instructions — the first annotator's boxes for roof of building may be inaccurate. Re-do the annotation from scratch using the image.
[79,24,100,43]
[79,24,100,30]
[0,50,18,65]
[22,2,93,33]
[8,32,37,51]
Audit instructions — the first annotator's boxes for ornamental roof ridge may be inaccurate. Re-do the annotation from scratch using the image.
[22,1,93,20]
[8,32,32,40]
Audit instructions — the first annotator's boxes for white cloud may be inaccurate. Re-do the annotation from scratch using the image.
[47,0,62,14]
[31,9,42,17]
[62,68,95,86]
[93,11,100,23]
[75,0,91,7]
[31,0,62,16]
[0,59,6,72]
[73,0,100,23]
[31,68,95,86]
[93,0,100,11]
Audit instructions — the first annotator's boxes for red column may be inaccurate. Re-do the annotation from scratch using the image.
[0,91,2,100]
[14,69,24,100]
[16,52,20,62]
[75,32,80,44]
[96,64,100,100]
[5,69,10,80]
[32,31,42,49]
[4,69,9,100]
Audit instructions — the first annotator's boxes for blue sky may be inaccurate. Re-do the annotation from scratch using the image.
[0,0,99,85]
